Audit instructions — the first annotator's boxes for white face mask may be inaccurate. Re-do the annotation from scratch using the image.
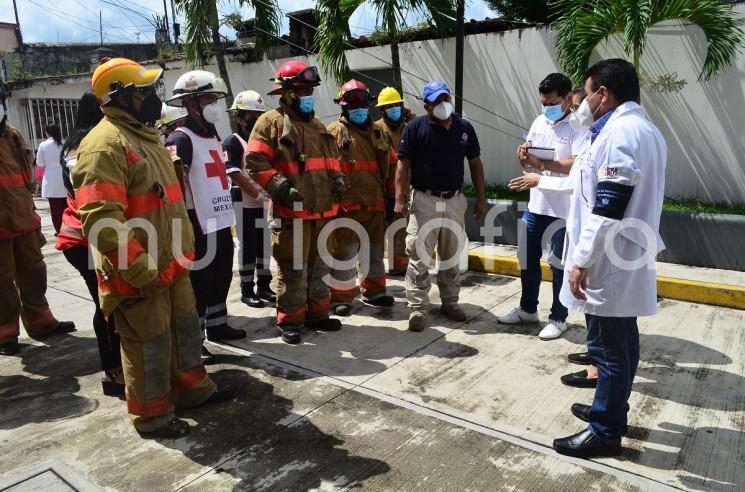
[570,89,602,131]
[202,101,222,124]
[432,101,453,121]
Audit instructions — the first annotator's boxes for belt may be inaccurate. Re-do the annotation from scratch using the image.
[417,188,460,199]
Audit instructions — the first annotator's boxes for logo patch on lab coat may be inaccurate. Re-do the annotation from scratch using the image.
[599,167,620,179]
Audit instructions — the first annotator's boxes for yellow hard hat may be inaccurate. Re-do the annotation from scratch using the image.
[92,57,163,105]
[376,87,404,107]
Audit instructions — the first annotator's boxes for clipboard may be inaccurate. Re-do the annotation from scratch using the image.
[527,146,555,161]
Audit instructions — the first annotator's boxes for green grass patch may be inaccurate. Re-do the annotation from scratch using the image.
[462,184,745,216]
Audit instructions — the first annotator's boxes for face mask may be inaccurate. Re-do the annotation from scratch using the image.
[202,101,222,124]
[542,103,565,122]
[386,106,402,122]
[347,108,368,125]
[432,101,453,121]
[298,95,314,114]
[571,89,602,131]
[137,93,163,124]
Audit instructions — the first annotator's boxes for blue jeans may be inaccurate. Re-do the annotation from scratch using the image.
[586,314,640,443]
[519,210,568,322]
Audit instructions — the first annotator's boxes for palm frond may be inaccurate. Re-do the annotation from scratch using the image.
[243,0,282,56]
[175,0,217,67]
[415,0,457,35]
[314,0,363,83]
[621,0,653,61]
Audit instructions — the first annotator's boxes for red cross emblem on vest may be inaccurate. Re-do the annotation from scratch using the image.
[205,149,229,190]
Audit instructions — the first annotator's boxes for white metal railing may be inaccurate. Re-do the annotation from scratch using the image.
[20,98,79,151]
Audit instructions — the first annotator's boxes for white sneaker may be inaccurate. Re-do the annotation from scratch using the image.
[497,307,539,325]
[538,320,568,340]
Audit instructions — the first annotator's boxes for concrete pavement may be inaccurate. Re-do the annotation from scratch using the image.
[0,202,743,491]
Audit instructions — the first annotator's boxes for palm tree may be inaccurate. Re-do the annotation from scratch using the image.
[174,0,281,108]
[552,0,744,85]
[314,0,458,88]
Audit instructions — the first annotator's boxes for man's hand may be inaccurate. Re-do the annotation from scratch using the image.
[139,276,162,297]
[508,171,541,192]
[275,181,304,205]
[569,267,588,301]
[516,143,529,161]
[394,194,408,215]
[473,199,485,220]
[332,176,346,202]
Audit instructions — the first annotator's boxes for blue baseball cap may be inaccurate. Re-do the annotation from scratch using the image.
[422,80,451,103]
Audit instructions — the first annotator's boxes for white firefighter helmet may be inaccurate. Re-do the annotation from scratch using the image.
[166,70,228,107]
[156,103,188,129]
[228,90,266,113]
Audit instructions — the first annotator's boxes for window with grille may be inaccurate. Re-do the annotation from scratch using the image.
[20,98,79,151]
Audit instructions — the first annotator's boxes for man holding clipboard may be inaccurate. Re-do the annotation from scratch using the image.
[498,73,588,343]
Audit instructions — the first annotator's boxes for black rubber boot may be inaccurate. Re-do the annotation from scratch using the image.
[278,327,302,344]
[305,317,342,332]
[207,325,246,341]
[334,304,351,316]
[0,339,20,356]
[256,285,277,303]
[51,321,76,335]
[241,284,264,308]
[138,418,190,439]
[363,294,395,307]
[201,345,215,365]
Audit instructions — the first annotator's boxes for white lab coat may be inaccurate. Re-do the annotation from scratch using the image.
[559,102,667,318]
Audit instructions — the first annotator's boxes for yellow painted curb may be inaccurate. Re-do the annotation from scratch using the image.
[468,251,745,310]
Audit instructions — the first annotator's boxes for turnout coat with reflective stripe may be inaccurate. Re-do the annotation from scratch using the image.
[0,120,41,239]
[327,116,389,212]
[373,112,412,196]
[244,102,343,219]
[72,107,195,316]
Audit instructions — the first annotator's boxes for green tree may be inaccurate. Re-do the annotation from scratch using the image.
[553,0,744,87]
[484,0,551,24]
[174,0,281,109]
[314,0,458,88]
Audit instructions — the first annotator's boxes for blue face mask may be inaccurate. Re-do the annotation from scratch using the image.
[347,108,369,125]
[542,103,566,122]
[298,95,314,114]
[385,106,402,122]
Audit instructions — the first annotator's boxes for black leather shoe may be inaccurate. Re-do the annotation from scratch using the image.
[207,325,246,341]
[334,304,351,317]
[257,287,277,303]
[0,340,20,356]
[305,318,342,332]
[570,403,628,436]
[568,352,592,365]
[560,369,598,388]
[201,345,215,365]
[241,293,265,308]
[279,327,302,344]
[553,428,622,458]
[363,294,395,307]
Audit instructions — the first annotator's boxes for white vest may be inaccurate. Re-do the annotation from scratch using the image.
[176,127,236,234]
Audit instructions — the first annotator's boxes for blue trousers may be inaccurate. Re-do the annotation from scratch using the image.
[519,210,568,322]
[586,314,640,443]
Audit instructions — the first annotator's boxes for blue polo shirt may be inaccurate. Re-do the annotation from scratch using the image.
[397,113,480,192]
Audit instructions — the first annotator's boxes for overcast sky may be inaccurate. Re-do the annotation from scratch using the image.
[1,0,497,45]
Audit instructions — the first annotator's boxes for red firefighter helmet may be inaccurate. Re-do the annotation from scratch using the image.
[334,79,374,106]
[268,60,321,95]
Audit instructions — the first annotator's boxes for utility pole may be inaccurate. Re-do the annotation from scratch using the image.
[162,0,170,43]
[170,0,179,46]
[12,0,23,50]
[454,0,465,115]
[100,11,103,46]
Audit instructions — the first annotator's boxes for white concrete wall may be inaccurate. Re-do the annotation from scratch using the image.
[6,5,745,202]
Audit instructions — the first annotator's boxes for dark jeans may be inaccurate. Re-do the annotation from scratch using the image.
[236,206,271,291]
[62,245,122,371]
[519,210,568,322]
[48,198,67,235]
[188,210,235,333]
[586,314,640,443]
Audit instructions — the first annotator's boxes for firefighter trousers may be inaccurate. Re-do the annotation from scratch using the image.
[0,230,59,344]
[272,218,332,327]
[330,210,387,303]
[112,274,216,432]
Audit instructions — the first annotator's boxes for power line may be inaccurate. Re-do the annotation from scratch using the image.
[254,0,529,132]
[25,0,134,43]
[99,0,156,42]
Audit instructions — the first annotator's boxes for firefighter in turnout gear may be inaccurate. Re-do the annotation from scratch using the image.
[223,90,276,309]
[244,60,345,345]
[373,86,412,275]
[327,79,395,316]
[0,80,76,356]
[166,70,246,364]
[73,58,230,438]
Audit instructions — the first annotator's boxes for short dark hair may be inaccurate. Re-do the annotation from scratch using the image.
[584,59,640,104]
[539,73,572,97]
